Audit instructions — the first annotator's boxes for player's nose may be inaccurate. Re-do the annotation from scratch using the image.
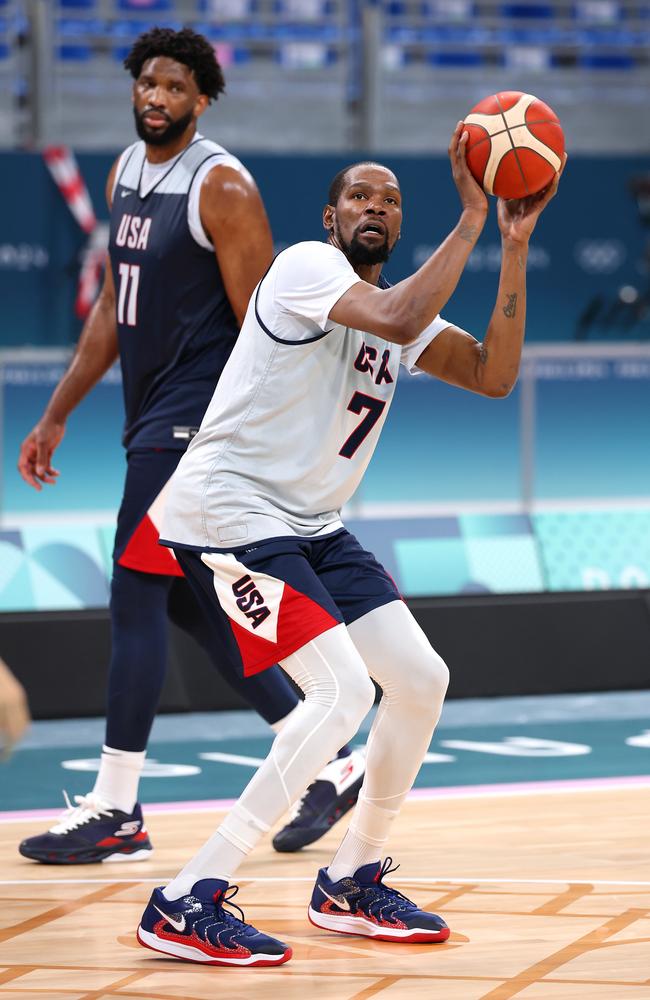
[148,86,168,108]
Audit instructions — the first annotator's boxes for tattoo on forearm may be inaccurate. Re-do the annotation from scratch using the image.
[458,223,479,244]
[479,345,488,365]
[503,293,518,318]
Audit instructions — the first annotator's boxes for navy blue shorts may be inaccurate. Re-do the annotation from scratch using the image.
[114,449,185,576]
[173,529,401,676]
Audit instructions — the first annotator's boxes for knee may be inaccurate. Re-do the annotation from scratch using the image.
[336,670,376,735]
[403,648,450,716]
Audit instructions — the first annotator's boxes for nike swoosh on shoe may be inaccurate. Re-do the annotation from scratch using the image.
[319,886,352,911]
[154,904,186,932]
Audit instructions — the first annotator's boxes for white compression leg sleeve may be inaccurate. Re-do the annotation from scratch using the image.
[327,601,449,881]
[164,624,375,899]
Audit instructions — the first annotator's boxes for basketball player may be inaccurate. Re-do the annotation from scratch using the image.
[135,130,566,965]
[16,28,364,866]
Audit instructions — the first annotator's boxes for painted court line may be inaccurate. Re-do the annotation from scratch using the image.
[2,876,650,887]
[3,773,650,825]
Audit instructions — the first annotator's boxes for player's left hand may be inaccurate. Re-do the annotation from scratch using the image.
[497,152,567,244]
[0,658,30,760]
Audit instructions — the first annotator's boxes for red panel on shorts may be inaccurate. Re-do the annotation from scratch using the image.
[118,513,185,577]
[229,581,339,676]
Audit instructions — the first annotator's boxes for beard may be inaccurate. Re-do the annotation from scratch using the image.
[133,106,194,147]
[334,220,393,267]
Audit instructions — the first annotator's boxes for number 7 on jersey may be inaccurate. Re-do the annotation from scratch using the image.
[339,391,386,459]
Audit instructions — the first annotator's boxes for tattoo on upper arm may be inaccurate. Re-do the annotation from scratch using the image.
[458,223,479,244]
[479,345,488,365]
[503,293,518,318]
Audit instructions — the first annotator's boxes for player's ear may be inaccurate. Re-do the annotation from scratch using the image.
[194,94,209,119]
[323,204,334,231]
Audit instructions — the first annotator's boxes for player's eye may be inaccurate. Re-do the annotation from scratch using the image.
[352,192,366,200]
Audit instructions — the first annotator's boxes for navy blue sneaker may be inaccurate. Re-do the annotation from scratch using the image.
[273,749,365,852]
[308,858,450,943]
[137,878,292,967]
[18,792,152,865]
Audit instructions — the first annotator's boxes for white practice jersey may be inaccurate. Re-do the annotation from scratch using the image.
[161,241,452,549]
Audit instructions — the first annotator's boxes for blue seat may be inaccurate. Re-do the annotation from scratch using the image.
[578,26,636,43]
[498,25,564,43]
[110,17,180,37]
[578,51,634,66]
[57,43,93,59]
[501,2,555,17]
[58,17,105,35]
[427,49,485,65]
[58,0,98,8]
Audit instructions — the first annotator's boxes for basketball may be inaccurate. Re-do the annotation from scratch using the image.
[463,91,565,199]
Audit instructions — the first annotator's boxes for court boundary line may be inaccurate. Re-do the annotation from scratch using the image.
[2,876,650,887]
[3,773,650,824]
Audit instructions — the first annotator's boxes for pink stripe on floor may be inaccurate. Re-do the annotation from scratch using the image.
[3,774,650,824]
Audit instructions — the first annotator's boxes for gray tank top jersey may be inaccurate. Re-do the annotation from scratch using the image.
[160,241,451,550]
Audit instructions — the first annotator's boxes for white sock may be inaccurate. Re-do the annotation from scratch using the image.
[163,831,248,900]
[92,745,146,813]
[327,797,397,881]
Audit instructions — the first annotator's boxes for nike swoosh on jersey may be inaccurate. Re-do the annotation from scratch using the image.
[319,885,352,911]
[120,190,132,198]
[154,904,186,932]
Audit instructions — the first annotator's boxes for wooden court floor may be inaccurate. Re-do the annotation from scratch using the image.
[1,787,649,1000]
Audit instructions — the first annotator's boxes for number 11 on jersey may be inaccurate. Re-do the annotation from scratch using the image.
[117,263,140,327]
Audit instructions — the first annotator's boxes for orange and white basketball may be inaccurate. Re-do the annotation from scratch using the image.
[464,91,565,199]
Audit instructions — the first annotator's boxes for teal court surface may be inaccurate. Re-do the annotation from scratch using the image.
[2,690,650,818]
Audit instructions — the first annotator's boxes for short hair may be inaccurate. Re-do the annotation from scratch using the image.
[327,161,395,208]
[124,27,225,102]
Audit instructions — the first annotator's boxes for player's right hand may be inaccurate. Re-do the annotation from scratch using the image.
[449,121,488,217]
[17,418,65,490]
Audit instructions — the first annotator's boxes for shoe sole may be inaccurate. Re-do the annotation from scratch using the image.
[137,926,292,966]
[18,846,153,865]
[273,774,365,853]
[308,906,450,943]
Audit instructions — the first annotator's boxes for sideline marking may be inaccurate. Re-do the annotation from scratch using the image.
[3,773,650,824]
[1,876,650,887]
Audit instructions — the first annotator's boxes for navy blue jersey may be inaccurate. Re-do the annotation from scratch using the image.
[108,138,241,450]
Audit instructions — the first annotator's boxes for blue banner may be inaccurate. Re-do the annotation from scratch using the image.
[1,151,648,347]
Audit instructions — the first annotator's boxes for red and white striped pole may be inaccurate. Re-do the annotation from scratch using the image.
[43,145,108,318]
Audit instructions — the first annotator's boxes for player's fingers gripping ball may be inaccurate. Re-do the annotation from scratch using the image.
[463,91,565,199]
